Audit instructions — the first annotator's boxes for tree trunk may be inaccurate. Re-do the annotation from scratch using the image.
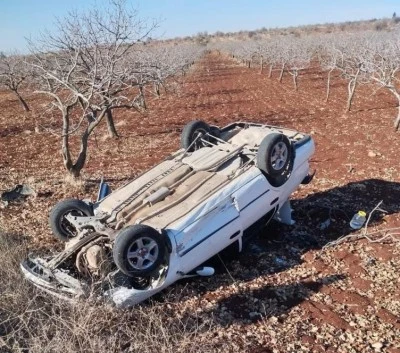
[61,108,107,178]
[70,130,90,177]
[154,82,160,97]
[248,61,251,68]
[346,68,360,112]
[346,79,356,111]
[259,57,263,74]
[105,109,118,138]
[61,107,73,173]
[161,82,168,95]
[325,69,333,102]
[387,88,400,130]
[292,70,298,91]
[14,90,30,112]
[395,105,400,130]
[139,86,147,110]
[279,63,285,83]
[268,64,273,78]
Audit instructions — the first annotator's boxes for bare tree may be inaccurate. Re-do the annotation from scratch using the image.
[29,0,157,177]
[318,44,339,102]
[333,35,369,111]
[249,43,264,74]
[264,40,280,78]
[364,33,400,129]
[273,43,290,83]
[105,108,119,138]
[286,39,312,91]
[0,53,31,112]
[213,29,400,131]
[225,41,257,68]
[133,44,204,99]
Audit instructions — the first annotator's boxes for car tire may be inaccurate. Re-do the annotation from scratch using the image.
[209,125,221,137]
[113,225,166,277]
[209,125,221,143]
[181,120,211,151]
[49,199,94,242]
[257,133,293,186]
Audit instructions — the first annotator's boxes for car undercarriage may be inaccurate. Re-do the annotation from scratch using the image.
[21,121,315,307]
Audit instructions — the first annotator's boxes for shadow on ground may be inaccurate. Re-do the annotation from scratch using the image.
[162,178,399,322]
[208,274,345,325]
[230,178,400,280]
[187,178,400,282]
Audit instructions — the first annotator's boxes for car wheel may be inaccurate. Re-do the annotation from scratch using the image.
[209,125,222,143]
[257,133,293,186]
[181,120,211,151]
[49,199,94,242]
[113,225,166,277]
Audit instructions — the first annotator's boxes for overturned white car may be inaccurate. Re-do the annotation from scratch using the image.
[21,121,315,307]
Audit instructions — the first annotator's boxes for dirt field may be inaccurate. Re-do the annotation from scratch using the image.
[1,52,399,352]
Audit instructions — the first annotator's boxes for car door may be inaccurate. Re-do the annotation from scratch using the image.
[231,173,279,227]
[174,197,241,272]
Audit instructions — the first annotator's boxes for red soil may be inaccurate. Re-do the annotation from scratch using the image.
[1,52,399,352]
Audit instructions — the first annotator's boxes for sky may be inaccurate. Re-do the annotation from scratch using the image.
[0,0,399,52]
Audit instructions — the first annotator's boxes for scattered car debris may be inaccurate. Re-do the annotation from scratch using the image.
[1,184,35,206]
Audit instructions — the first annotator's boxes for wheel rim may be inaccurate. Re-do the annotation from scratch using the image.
[59,209,85,237]
[270,142,288,171]
[126,236,159,270]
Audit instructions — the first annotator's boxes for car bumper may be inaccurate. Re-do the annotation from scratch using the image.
[20,258,86,301]
[21,257,168,307]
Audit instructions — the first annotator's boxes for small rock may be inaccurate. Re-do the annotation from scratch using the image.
[371,342,383,351]
[269,316,278,323]
[368,151,377,158]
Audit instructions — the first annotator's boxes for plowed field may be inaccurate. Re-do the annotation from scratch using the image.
[1,52,399,352]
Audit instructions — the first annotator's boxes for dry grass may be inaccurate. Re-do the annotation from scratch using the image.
[0,233,215,353]
[62,174,86,190]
